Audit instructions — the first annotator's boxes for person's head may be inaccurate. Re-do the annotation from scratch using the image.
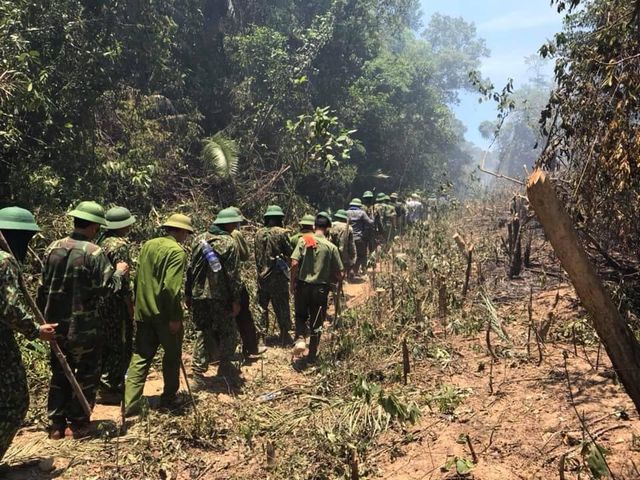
[349,198,363,210]
[299,214,315,231]
[263,205,285,227]
[375,192,386,204]
[314,214,331,232]
[362,190,374,204]
[212,207,243,233]
[390,193,399,202]
[105,206,136,237]
[333,209,348,223]
[0,206,41,263]
[68,201,107,241]
[161,213,193,244]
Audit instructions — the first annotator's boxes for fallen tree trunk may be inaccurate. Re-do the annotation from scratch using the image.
[527,169,640,414]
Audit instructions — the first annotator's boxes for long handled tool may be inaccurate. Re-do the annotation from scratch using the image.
[0,231,92,418]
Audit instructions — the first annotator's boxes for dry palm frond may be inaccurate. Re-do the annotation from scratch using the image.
[201,132,239,178]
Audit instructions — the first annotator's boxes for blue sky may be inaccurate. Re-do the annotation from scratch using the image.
[419,0,564,147]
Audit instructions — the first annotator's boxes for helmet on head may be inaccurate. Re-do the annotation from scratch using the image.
[264,205,285,217]
[362,191,374,199]
[333,209,348,221]
[375,192,386,202]
[213,207,243,225]
[349,198,363,208]
[68,201,107,226]
[390,192,398,200]
[105,207,136,230]
[162,213,194,232]
[299,214,315,227]
[0,207,40,232]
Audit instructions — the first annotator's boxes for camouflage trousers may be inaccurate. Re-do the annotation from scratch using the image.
[0,336,30,462]
[257,273,291,336]
[192,299,239,376]
[99,302,133,395]
[48,338,102,427]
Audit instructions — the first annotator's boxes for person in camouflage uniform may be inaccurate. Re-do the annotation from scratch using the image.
[95,207,136,405]
[38,201,128,439]
[0,207,57,462]
[362,191,377,263]
[373,193,388,244]
[186,208,243,387]
[230,207,266,360]
[289,214,315,250]
[330,209,357,273]
[390,193,406,236]
[383,194,398,240]
[254,205,293,345]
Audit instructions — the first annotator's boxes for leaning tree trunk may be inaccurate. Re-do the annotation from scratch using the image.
[527,169,640,414]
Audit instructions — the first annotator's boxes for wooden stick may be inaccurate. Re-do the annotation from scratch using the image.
[0,231,92,418]
[527,169,640,414]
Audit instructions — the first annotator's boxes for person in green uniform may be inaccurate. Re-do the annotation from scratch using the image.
[362,190,376,259]
[124,214,192,416]
[289,214,315,250]
[186,208,244,387]
[254,205,293,345]
[373,192,388,245]
[39,201,128,439]
[290,214,344,366]
[96,207,136,405]
[0,207,57,460]
[390,193,406,235]
[383,194,397,240]
[230,207,266,360]
[330,209,357,278]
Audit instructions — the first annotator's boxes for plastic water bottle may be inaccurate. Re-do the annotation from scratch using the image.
[200,239,222,272]
[275,255,289,273]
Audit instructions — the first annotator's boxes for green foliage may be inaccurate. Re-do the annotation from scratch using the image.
[443,455,474,476]
[426,384,470,415]
[201,133,239,178]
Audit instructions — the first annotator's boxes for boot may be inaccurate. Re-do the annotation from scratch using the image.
[280,331,294,347]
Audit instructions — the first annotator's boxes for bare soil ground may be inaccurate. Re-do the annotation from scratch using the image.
[4,210,640,479]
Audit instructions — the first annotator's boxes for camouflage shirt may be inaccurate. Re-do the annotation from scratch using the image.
[329,222,357,268]
[37,232,121,343]
[186,227,242,305]
[98,234,133,298]
[254,226,292,279]
[0,251,39,342]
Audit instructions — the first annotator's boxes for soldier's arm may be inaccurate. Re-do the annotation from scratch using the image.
[92,249,122,295]
[231,229,250,262]
[0,256,40,341]
[224,244,243,306]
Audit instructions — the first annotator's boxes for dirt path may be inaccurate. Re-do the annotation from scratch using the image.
[3,275,375,479]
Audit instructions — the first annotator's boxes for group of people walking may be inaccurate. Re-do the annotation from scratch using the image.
[0,190,425,463]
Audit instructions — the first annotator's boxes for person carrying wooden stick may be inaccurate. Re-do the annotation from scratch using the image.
[0,207,57,461]
[38,201,129,439]
[290,214,344,368]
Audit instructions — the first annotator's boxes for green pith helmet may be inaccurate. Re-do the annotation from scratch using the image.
[68,201,107,226]
[333,209,348,221]
[162,213,194,232]
[0,206,40,232]
[363,190,374,199]
[299,214,315,227]
[375,192,386,202]
[264,205,285,217]
[384,194,391,202]
[213,207,243,225]
[349,198,363,207]
[390,192,398,200]
[105,206,136,230]
[317,211,332,221]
